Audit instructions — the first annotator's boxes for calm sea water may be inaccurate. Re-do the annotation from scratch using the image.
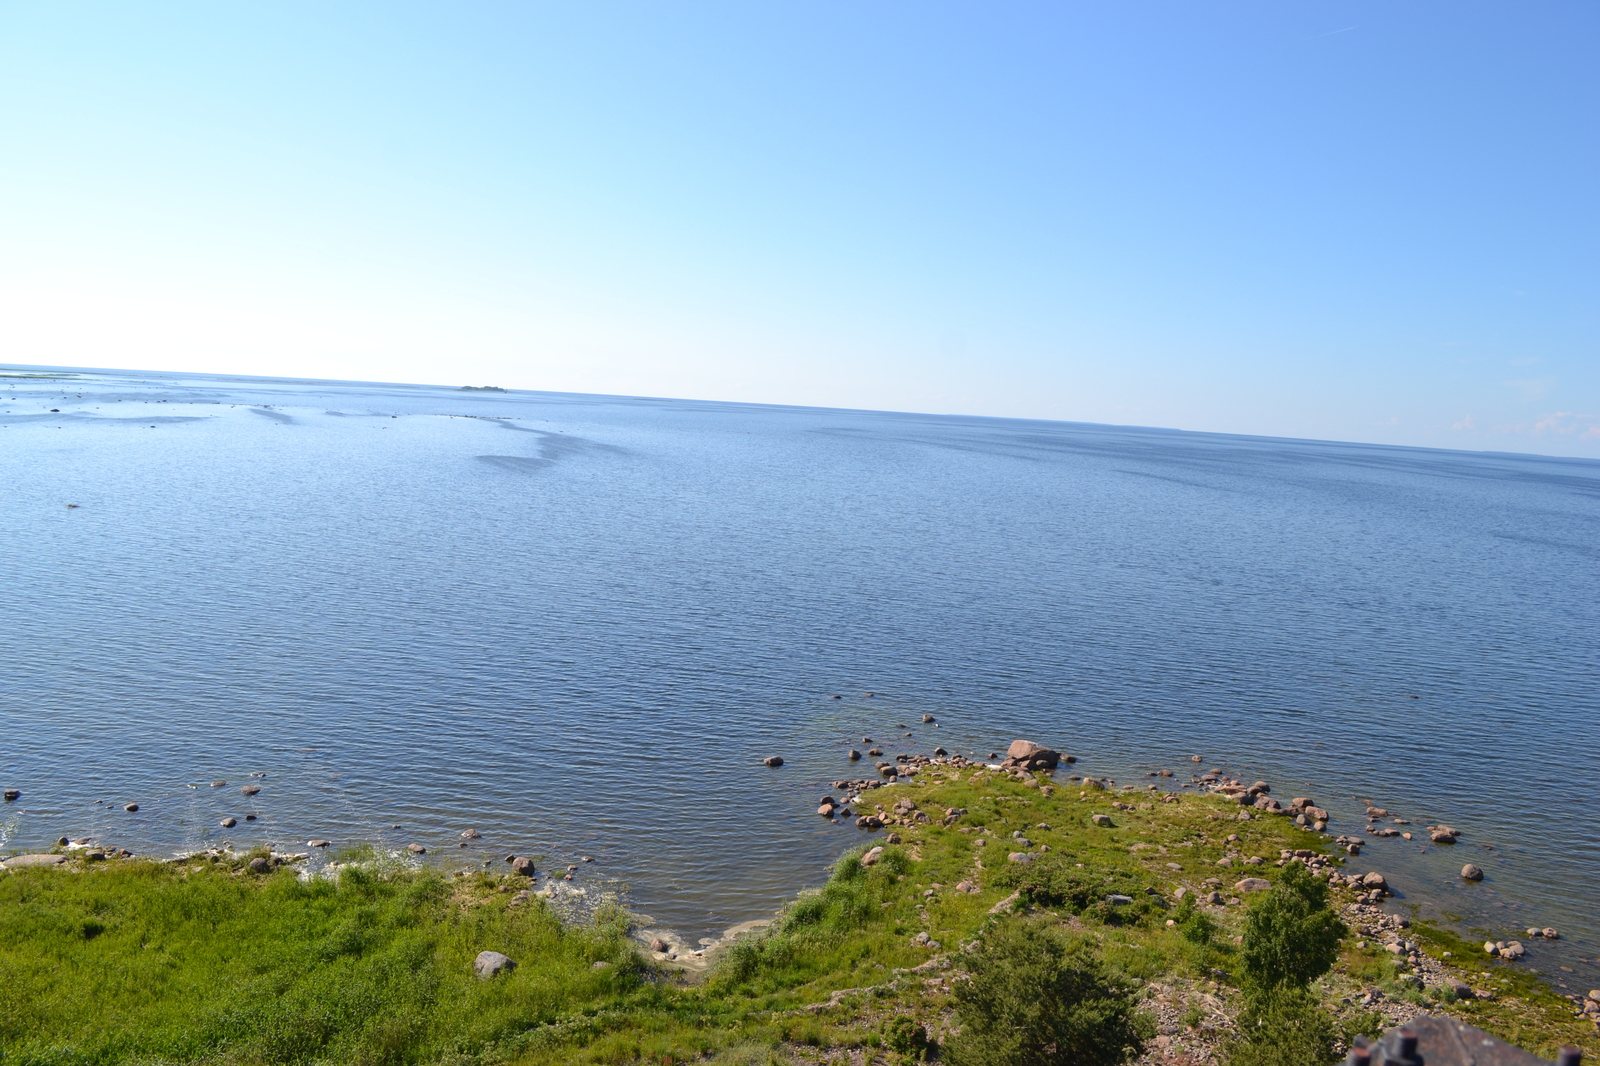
[3,366,1597,988]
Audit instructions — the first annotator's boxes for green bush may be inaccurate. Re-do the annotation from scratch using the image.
[884,1016,930,1060]
[1222,990,1341,1066]
[1171,895,1216,947]
[990,856,1159,926]
[943,917,1149,1066]
[1237,863,1345,995]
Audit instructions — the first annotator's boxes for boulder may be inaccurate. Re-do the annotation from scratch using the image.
[1305,806,1329,822]
[407,843,426,854]
[247,857,272,874]
[763,756,784,768]
[240,785,261,796]
[2,788,20,801]
[921,714,935,723]
[1235,878,1272,892]
[817,804,836,818]
[1007,852,1033,864]
[1002,740,1060,772]
[847,749,862,761]
[308,839,331,848]
[511,857,536,877]
[1461,863,1484,882]
[124,803,139,812]
[0,854,67,869]
[220,817,237,828]
[1361,872,1388,890]
[460,829,482,839]
[1090,813,1114,827]
[474,950,516,978]
[1430,829,1456,844]
[860,846,884,867]
[649,936,670,952]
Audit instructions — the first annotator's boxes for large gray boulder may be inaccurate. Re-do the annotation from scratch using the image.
[474,950,516,978]
[0,854,67,869]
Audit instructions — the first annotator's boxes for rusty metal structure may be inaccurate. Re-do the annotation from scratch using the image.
[1344,1016,1583,1065]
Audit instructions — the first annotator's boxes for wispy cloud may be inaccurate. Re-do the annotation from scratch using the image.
[1530,411,1600,438]
[1452,415,1475,431]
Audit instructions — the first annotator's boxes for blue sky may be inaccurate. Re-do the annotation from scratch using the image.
[2,2,1596,455]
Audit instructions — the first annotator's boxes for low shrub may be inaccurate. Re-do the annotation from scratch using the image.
[943,917,1149,1066]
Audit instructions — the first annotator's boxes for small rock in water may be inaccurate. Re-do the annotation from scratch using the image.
[1191,755,1203,763]
[474,950,516,978]
[245,813,257,821]
[763,756,784,768]
[240,785,261,796]
[3,789,20,802]
[56,836,69,846]
[847,749,862,761]
[308,839,331,848]
[649,936,670,952]
[407,843,426,854]
[1461,863,1485,881]
[460,829,482,839]
[210,780,227,788]
[220,817,237,828]
[867,747,883,756]
[511,856,536,877]
[921,714,935,723]
[124,803,139,812]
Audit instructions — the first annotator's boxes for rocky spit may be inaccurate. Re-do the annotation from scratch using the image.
[5,732,1598,1040]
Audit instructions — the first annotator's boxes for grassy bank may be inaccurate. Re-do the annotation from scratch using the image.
[3,765,1594,1065]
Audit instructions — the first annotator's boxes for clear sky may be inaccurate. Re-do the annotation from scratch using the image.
[2,3,1596,456]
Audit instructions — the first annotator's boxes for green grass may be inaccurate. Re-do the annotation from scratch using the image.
[2,771,1592,1065]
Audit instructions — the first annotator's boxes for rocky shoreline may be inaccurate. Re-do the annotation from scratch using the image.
[6,735,1600,1062]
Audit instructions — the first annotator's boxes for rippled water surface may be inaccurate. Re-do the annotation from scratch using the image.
[3,366,1597,987]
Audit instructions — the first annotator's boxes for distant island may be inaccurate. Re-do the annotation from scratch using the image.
[459,385,507,392]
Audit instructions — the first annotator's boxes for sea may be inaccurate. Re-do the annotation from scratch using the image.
[2,365,1597,991]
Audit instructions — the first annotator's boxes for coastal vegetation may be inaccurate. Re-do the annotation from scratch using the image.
[2,764,1594,1065]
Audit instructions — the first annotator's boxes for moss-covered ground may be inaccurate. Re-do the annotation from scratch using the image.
[2,767,1593,1064]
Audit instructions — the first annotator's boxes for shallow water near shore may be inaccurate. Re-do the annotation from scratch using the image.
[2,365,1598,991]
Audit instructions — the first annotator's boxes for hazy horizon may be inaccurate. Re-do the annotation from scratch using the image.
[3,4,1596,457]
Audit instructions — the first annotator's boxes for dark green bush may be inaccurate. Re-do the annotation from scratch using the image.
[1237,863,1346,995]
[1222,989,1341,1066]
[884,1016,930,1060]
[943,917,1149,1066]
